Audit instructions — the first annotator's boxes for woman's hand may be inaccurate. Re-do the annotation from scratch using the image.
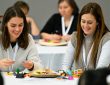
[62,35,71,41]
[22,60,34,70]
[41,33,62,42]
[52,34,62,41]
[0,58,14,68]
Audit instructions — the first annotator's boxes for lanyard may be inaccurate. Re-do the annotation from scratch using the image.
[61,16,74,35]
[7,43,19,71]
[82,43,93,68]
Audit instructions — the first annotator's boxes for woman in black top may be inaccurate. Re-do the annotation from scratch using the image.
[41,0,79,42]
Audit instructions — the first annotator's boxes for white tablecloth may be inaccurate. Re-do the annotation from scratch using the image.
[36,44,67,54]
[36,44,68,71]
[3,73,78,85]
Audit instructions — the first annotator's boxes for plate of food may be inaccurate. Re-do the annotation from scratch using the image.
[38,39,68,46]
[30,69,60,78]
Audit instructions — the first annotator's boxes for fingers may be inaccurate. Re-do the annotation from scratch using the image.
[0,58,14,68]
[61,35,71,41]
[5,59,15,63]
[22,60,33,69]
[53,34,61,40]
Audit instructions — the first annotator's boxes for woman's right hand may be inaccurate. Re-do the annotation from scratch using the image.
[41,33,62,42]
[0,58,14,68]
[52,34,62,41]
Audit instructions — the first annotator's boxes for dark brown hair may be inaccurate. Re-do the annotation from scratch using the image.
[58,0,79,15]
[1,6,29,50]
[74,3,108,67]
[14,1,29,14]
[78,68,110,85]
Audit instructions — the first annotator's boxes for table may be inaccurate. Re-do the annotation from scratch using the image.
[3,73,78,85]
[36,44,67,54]
[36,44,68,71]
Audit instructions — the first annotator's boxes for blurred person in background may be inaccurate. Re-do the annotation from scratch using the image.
[41,0,79,42]
[14,1,40,40]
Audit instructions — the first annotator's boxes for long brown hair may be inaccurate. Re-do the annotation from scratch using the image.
[74,3,108,67]
[1,6,29,50]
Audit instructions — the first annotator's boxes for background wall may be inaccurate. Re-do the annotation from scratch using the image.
[0,0,110,30]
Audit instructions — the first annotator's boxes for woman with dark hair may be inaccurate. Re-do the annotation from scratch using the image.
[62,2,110,70]
[14,1,40,40]
[41,0,79,42]
[0,6,42,72]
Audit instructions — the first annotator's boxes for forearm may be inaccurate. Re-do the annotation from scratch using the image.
[96,40,110,69]
[62,41,74,70]
[30,19,40,35]
[27,17,40,36]
[27,40,43,70]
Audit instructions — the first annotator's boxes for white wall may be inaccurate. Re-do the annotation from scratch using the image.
[74,0,110,30]
[0,0,110,30]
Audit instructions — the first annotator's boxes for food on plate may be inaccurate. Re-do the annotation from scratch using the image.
[38,39,67,46]
[30,69,59,77]
[44,39,61,43]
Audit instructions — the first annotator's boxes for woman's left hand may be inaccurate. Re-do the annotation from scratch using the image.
[22,60,34,70]
[62,35,71,41]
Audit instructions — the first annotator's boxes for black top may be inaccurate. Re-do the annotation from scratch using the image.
[41,13,78,35]
[11,42,16,48]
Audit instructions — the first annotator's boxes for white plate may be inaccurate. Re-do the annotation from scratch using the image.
[38,39,67,46]
[30,73,60,78]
